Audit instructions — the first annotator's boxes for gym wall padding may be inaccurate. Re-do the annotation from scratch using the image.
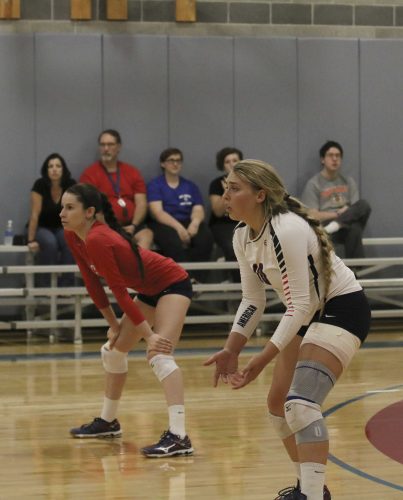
[1,34,402,242]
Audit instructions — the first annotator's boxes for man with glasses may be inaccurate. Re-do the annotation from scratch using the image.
[147,148,213,280]
[80,129,153,249]
[301,140,371,258]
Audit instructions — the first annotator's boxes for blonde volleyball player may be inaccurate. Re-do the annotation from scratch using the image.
[205,160,370,500]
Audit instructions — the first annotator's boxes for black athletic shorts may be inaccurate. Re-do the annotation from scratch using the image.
[297,290,371,343]
[137,277,193,308]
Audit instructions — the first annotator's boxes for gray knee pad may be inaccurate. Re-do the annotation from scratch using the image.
[284,361,336,444]
[288,360,336,405]
[101,342,128,374]
[295,418,329,445]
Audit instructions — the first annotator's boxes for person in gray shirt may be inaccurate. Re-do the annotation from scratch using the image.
[301,141,371,258]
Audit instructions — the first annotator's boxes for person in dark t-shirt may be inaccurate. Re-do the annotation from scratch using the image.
[27,153,76,286]
[209,147,243,281]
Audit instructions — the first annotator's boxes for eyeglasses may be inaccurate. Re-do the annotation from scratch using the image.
[99,142,118,148]
[165,158,182,164]
[325,153,341,158]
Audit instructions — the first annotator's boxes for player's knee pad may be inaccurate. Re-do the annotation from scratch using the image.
[295,417,328,444]
[149,354,178,382]
[284,399,328,444]
[288,360,336,406]
[101,342,128,374]
[284,360,336,444]
[269,413,293,440]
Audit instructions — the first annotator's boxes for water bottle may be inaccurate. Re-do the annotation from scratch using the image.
[3,220,14,246]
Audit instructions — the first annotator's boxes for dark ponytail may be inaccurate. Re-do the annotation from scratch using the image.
[66,183,145,279]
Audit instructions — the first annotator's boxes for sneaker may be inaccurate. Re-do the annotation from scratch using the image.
[274,481,331,500]
[323,485,331,500]
[141,430,193,458]
[274,485,300,499]
[70,417,122,438]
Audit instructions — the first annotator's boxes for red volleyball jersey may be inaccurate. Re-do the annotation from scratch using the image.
[65,222,188,325]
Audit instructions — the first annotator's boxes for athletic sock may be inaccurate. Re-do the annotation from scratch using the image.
[100,396,120,422]
[324,221,340,234]
[300,462,326,500]
[168,404,186,438]
[293,461,301,483]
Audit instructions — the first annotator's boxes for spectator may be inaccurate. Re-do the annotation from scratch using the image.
[209,147,243,281]
[147,148,213,279]
[301,140,371,258]
[80,129,153,249]
[27,153,76,286]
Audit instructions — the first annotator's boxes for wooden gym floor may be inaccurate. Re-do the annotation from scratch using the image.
[0,327,402,499]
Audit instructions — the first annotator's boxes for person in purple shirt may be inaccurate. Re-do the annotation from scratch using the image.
[147,148,213,278]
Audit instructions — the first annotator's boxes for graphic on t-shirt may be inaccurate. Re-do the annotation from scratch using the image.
[179,194,192,206]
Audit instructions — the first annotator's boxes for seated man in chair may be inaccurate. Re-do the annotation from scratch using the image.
[301,140,371,258]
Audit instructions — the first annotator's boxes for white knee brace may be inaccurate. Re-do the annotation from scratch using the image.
[284,399,328,444]
[269,413,293,440]
[101,342,128,374]
[284,398,322,434]
[149,354,178,382]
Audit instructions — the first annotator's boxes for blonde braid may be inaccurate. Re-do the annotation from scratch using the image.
[286,196,334,300]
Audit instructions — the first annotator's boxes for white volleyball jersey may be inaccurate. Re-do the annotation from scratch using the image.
[231,211,361,351]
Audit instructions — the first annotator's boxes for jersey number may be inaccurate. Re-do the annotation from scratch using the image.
[253,263,270,285]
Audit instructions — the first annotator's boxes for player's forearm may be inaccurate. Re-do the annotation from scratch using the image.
[100,306,120,332]
[224,331,249,355]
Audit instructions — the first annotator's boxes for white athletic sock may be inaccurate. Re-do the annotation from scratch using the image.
[324,221,340,234]
[300,462,326,500]
[101,396,120,422]
[168,404,186,438]
[293,461,301,482]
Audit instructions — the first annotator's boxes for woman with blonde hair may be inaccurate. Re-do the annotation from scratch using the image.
[205,160,370,499]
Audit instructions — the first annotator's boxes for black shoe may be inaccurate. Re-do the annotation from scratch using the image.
[274,483,300,499]
[274,481,331,499]
[141,430,193,458]
[70,417,122,438]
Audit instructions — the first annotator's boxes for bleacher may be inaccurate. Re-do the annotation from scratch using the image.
[1,238,403,344]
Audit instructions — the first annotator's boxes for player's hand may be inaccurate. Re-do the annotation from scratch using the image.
[204,349,239,387]
[146,333,173,355]
[231,353,268,389]
[107,326,121,349]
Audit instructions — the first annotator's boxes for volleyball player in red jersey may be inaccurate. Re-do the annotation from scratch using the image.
[61,183,193,457]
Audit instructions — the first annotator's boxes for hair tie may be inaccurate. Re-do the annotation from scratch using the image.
[284,193,290,201]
